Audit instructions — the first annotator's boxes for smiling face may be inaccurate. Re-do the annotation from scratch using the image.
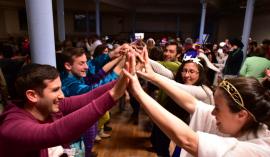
[103,48,109,54]
[181,62,200,85]
[68,54,88,78]
[211,88,246,136]
[163,45,180,61]
[34,77,64,118]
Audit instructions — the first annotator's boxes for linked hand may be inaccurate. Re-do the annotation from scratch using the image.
[122,52,144,97]
[109,44,129,59]
[136,47,156,82]
[109,56,129,101]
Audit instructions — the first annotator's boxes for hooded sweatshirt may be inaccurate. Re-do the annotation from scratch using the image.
[0,81,116,157]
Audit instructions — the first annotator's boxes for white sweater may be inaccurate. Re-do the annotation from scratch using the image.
[181,101,270,157]
[150,60,214,105]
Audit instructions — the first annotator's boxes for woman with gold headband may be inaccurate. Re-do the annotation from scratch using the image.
[123,49,270,157]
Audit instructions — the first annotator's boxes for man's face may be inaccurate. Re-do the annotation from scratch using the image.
[163,45,179,61]
[35,77,64,116]
[70,54,88,78]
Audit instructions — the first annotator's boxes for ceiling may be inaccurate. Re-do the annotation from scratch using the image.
[63,0,270,16]
[0,0,269,16]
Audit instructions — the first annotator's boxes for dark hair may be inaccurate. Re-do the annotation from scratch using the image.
[218,77,270,135]
[228,38,244,49]
[262,39,270,45]
[93,44,108,58]
[163,43,196,125]
[62,39,73,48]
[175,57,209,86]
[262,78,270,90]
[165,41,183,55]
[149,46,164,61]
[15,64,59,103]
[253,46,267,57]
[62,47,85,64]
[249,41,258,47]
[184,37,193,45]
[2,44,14,58]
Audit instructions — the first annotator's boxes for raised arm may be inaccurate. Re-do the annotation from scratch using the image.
[102,56,123,73]
[123,53,198,156]
[149,58,213,104]
[84,56,122,85]
[198,53,220,73]
[88,55,126,89]
[3,70,128,151]
[149,59,175,79]
[154,73,214,105]
[138,48,197,114]
[60,80,116,114]
[87,53,111,73]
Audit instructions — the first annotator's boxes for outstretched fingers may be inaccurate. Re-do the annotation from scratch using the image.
[135,47,155,81]
[143,46,149,63]
[122,53,144,95]
[122,68,133,80]
[129,52,136,75]
[123,52,134,78]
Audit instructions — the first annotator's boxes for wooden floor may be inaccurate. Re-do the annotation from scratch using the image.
[93,103,157,157]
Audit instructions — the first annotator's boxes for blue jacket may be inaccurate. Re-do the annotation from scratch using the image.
[59,53,118,156]
[60,71,118,97]
[87,53,110,74]
[61,53,118,96]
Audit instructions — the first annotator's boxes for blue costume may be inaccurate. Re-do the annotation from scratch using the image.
[60,53,118,157]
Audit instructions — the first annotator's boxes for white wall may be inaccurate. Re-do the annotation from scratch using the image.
[216,14,245,42]
[216,12,270,43]
[102,15,123,35]
[101,14,197,39]
[0,8,27,38]
[0,6,269,43]
[64,12,74,35]
[4,9,20,34]
[251,13,270,42]
[0,9,6,38]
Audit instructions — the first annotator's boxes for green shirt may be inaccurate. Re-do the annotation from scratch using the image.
[240,56,270,80]
[157,61,181,106]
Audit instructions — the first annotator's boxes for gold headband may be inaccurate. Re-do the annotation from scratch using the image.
[219,80,257,122]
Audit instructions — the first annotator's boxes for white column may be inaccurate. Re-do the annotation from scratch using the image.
[241,0,255,57]
[199,1,207,44]
[95,0,100,36]
[57,0,65,42]
[25,0,56,66]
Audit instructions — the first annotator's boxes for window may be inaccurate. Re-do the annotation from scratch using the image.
[74,13,87,32]
[74,13,97,32]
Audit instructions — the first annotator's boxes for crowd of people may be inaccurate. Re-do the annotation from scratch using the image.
[0,34,270,157]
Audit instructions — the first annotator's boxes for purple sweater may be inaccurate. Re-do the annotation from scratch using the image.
[0,81,116,157]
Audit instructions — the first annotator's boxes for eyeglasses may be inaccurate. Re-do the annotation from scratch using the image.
[181,69,199,75]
